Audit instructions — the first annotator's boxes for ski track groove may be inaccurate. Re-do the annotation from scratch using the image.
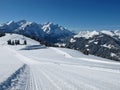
[25,66,30,90]
[40,70,62,90]
[48,65,115,90]
[30,66,42,90]
[42,65,99,90]
[62,66,120,89]
[3,46,120,90]
[42,67,81,90]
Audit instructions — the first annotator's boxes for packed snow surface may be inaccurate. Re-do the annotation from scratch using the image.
[0,34,120,90]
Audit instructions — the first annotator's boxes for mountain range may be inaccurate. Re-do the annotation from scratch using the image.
[0,20,120,61]
[65,30,120,61]
[0,20,74,43]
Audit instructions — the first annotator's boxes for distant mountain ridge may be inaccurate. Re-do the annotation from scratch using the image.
[0,20,74,43]
[65,30,120,61]
[1,20,120,61]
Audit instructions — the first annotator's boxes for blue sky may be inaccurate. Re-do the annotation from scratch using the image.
[0,0,120,32]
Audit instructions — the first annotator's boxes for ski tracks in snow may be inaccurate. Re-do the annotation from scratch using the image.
[5,46,120,90]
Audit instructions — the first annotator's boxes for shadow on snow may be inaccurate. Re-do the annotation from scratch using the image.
[20,45,47,50]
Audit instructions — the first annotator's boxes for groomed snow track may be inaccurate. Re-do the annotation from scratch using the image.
[3,46,120,90]
[0,34,120,90]
[0,64,29,90]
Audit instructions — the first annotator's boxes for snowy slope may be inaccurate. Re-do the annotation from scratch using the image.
[66,30,120,61]
[0,34,120,90]
[0,46,23,81]
[0,33,40,45]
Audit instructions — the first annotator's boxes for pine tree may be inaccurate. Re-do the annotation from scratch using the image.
[7,40,11,45]
[11,41,15,45]
[24,40,27,45]
[18,40,20,45]
[83,49,89,55]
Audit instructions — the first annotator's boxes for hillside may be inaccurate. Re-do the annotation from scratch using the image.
[0,34,120,90]
[65,30,120,61]
[1,20,120,62]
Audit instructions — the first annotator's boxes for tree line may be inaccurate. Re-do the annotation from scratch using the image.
[7,40,27,45]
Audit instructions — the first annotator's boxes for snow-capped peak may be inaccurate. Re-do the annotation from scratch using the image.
[18,21,33,30]
[74,30,99,39]
[100,30,115,36]
[114,30,120,37]
[42,22,71,35]
[74,30,120,39]
[17,20,27,25]
[0,20,74,43]
[6,21,15,25]
[42,22,53,32]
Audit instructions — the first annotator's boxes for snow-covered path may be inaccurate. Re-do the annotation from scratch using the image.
[0,34,120,90]
[0,46,23,84]
[4,45,120,90]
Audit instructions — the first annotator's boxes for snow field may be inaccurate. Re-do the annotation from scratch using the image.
[0,34,120,90]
